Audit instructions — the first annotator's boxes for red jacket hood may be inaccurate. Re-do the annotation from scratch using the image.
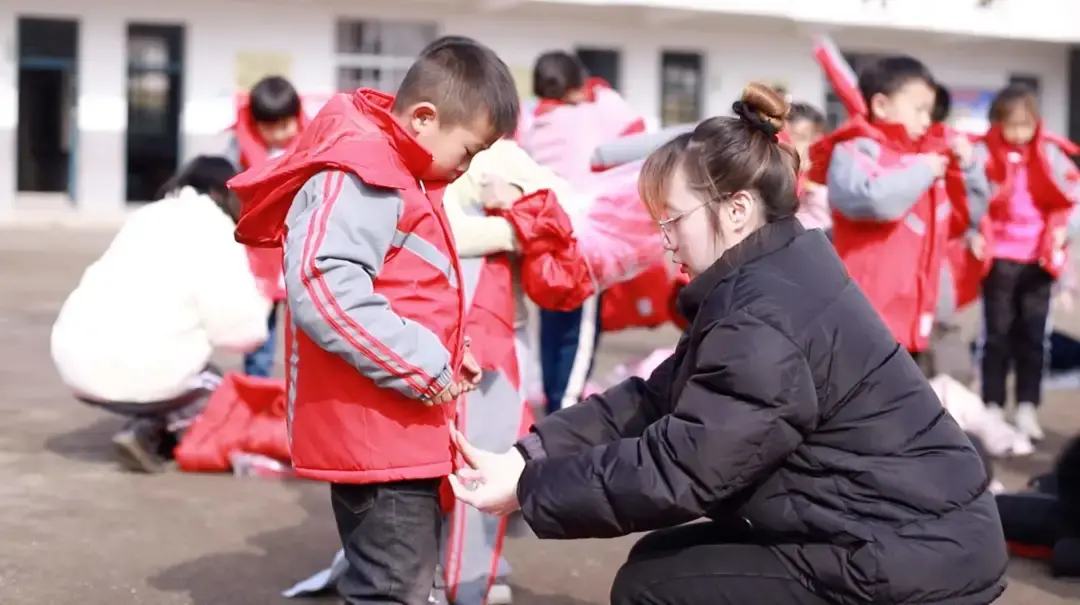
[229,89,434,248]
[231,98,310,169]
[807,116,914,185]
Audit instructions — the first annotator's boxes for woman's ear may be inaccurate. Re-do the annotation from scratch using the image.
[727,191,757,228]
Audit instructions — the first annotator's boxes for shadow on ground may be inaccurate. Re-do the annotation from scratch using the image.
[149,482,335,605]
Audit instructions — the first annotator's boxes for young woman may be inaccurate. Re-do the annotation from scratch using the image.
[449,84,1007,605]
[51,156,271,472]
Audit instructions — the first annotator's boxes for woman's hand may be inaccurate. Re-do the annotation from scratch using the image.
[447,423,526,516]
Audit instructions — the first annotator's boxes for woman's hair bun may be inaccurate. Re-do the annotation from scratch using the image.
[732,82,790,141]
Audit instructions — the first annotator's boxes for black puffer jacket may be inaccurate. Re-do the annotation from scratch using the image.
[515,218,1007,605]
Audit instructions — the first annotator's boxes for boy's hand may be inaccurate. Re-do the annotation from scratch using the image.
[460,350,482,390]
[479,175,524,210]
[423,382,463,406]
[921,153,950,178]
[949,136,974,166]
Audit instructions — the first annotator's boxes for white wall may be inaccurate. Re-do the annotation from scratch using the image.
[0,0,1071,216]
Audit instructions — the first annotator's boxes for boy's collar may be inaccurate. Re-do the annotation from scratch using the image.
[351,89,434,178]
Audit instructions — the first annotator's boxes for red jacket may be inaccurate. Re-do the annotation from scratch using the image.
[228,90,466,484]
[231,98,310,302]
[977,123,1080,279]
[810,117,954,351]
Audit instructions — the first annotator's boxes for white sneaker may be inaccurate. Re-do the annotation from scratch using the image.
[985,405,1005,423]
[487,584,513,605]
[1013,402,1045,441]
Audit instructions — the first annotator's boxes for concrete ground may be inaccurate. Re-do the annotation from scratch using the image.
[2,227,1079,605]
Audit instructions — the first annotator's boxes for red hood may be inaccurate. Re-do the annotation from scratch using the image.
[231,97,310,169]
[229,89,433,248]
[807,116,914,185]
[812,34,867,119]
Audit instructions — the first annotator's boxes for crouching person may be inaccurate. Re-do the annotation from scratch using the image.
[50,156,272,472]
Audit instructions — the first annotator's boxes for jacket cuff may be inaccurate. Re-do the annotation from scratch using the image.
[421,365,454,399]
[514,432,548,462]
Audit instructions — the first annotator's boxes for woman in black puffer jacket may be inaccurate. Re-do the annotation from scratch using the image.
[449,83,1008,605]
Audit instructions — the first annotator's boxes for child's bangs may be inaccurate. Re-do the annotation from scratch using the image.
[638,140,684,222]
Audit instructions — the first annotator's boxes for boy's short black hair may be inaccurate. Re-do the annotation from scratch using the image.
[789,101,826,129]
[858,55,935,109]
[932,82,951,123]
[249,76,302,123]
[532,51,587,100]
[393,36,520,139]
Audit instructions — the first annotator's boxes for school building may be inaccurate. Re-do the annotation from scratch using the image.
[2,0,1080,222]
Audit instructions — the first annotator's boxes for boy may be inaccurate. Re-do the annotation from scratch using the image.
[226,75,304,171]
[228,36,520,604]
[226,75,306,378]
[811,56,988,364]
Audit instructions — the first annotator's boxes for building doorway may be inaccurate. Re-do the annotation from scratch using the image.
[16,18,78,197]
[126,24,184,202]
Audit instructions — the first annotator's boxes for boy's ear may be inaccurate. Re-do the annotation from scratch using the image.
[869,93,890,121]
[407,102,439,132]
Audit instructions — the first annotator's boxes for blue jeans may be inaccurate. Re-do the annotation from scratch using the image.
[539,294,602,415]
[243,305,278,378]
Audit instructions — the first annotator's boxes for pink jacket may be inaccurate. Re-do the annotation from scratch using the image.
[517,85,644,186]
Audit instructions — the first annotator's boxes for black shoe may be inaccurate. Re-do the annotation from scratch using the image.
[112,420,167,473]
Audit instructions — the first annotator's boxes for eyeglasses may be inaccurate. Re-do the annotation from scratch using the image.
[657,200,713,236]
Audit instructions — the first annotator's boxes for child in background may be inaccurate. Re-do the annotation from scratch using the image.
[787,102,830,233]
[518,50,645,416]
[226,76,306,378]
[227,36,519,604]
[814,56,988,365]
[51,156,270,473]
[974,84,1080,440]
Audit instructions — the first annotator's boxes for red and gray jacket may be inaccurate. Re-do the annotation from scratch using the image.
[976,123,1080,279]
[228,90,465,484]
[809,117,988,352]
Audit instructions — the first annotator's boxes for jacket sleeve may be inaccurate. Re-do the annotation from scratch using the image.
[443,169,519,258]
[828,137,938,222]
[194,216,273,352]
[961,145,992,229]
[1043,143,1080,239]
[516,311,817,540]
[284,169,454,400]
[516,348,678,461]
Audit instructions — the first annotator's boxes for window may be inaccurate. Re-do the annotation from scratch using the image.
[660,51,703,126]
[335,19,437,92]
[576,47,621,91]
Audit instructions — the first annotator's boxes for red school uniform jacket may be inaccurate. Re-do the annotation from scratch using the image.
[975,122,1080,279]
[809,117,960,352]
[228,89,466,484]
